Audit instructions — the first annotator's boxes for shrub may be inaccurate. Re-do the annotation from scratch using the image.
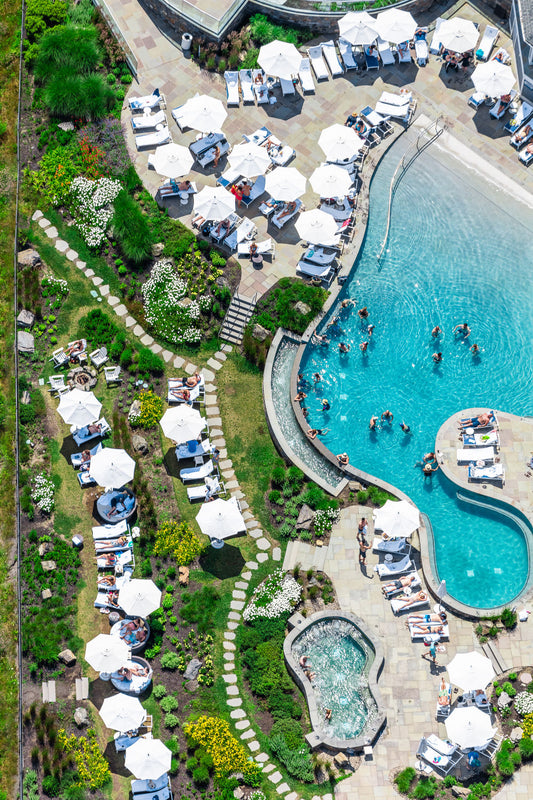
[34,25,99,79]
[180,586,220,633]
[411,777,438,799]
[129,389,164,429]
[165,713,179,729]
[394,767,416,794]
[112,190,152,263]
[137,347,164,375]
[152,684,167,699]
[41,774,60,796]
[81,308,119,347]
[501,607,517,629]
[270,718,304,750]
[502,681,517,698]
[519,736,533,760]
[160,695,179,712]
[192,765,210,786]
[161,652,180,670]
[269,736,313,782]
[268,489,281,504]
[515,692,533,716]
[184,716,261,781]
[154,521,203,566]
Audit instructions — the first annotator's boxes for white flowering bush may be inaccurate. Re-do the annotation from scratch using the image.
[32,473,55,513]
[249,793,267,800]
[313,507,339,537]
[243,569,302,621]
[142,260,203,345]
[69,176,122,247]
[198,294,212,312]
[515,692,533,716]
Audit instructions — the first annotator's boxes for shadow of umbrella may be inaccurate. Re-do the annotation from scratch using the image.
[162,446,180,478]
[103,740,131,778]
[264,92,304,120]
[199,541,246,579]
[383,63,419,88]
[59,434,82,463]
[470,106,510,139]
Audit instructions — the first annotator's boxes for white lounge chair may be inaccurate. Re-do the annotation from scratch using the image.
[93,520,129,539]
[180,459,215,483]
[390,593,429,614]
[129,89,161,112]
[131,775,170,797]
[71,442,103,468]
[270,144,295,167]
[167,376,204,404]
[462,430,499,448]
[131,110,166,131]
[457,446,494,464]
[252,70,269,104]
[492,47,511,65]
[241,175,266,207]
[375,554,413,578]
[415,32,429,66]
[296,262,333,281]
[382,572,421,597]
[72,416,111,446]
[364,46,380,69]
[224,71,240,106]
[48,374,66,393]
[104,365,122,384]
[216,167,241,189]
[272,199,302,229]
[300,246,338,265]
[223,217,257,251]
[397,41,411,63]
[307,46,329,81]
[410,621,449,640]
[298,58,315,92]
[242,126,271,146]
[490,90,517,120]
[510,121,533,149]
[135,127,171,150]
[436,683,452,719]
[196,138,230,169]
[376,98,411,121]
[377,38,395,66]
[417,736,462,775]
[187,475,224,502]
[468,463,505,483]
[321,41,343,76]
[476,25,498,61]
[468,91,486,109]
[519,146,533,166]
[372,537,409,555]
[429,18,445,54]
[237,238,273,257]
[337,39,357,70]
[280,77,296,96]
[78,468,96,486]
[504,101,533,134]
[239,70,255,103]
[90,347,108,369]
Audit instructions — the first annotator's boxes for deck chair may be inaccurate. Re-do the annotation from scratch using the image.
[504,101,533,134]
[93,519,129,540]
[71,442,103,468]
[468,91,486,109]
[321,41,343,76]
[462,430,499,448]
[436,683,452,719]
[397,42,411,64]
[270,144,295,167]
[457,446,494,464]
[377,38,395,66]
[131,110,166,131]
[73,416,111,446]
[50,347,68,368]
[224,71,240,106]
[187,475,224,502]
[511,121,533,148]
[298,58,315,92]
[242,126,271,145]
[237,237,272,257]
[307,47,329,80]
[240,175,266,207]
[519,146,533,166]
[364,46,380,70]
[415,32,429,66]
[131,775,169,797]
[410,622,449,640]
[223,217,257,251]
[252,70,269,104]
[375,554,413,578]
[490,90,517,119]
[382,572,421,598]
[48,374,66,393]
[280,77,296,96]
[90,347,108,369]
[129,88,161,112]
[272,199,302,229]
[176,439,212,461]
[492,47,511,65]
[135,127,170,150]
[468,463,505,483]
[296,261,333,281]
[429,18,445,54]
[239,70,255,103]
[216,167,241,189]
[476,25,498,61]
[104,365,122,384]
[372,537,409,555]
[417,736,462,775]
[390,592,429,614]
[180,459,215,483]
[337,39,357,70]
[78,471,97,488]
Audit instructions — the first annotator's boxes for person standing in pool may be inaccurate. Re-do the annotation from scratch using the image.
[358,306,369,320]
[470,343,480,356]
[453,322,471,338]
[313,372,322,384]
[339,342,350,353]
[381,410,394,423]
[367,323,375,337]
[321,399,330,412]
[432,352,443,363]
[369,415,379,430]
[360,341,369,353]
[432,325,441,338]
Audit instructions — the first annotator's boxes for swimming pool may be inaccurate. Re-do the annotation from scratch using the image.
[299,135,533,609]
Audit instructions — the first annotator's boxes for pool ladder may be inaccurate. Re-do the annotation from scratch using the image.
[377,116,446,264]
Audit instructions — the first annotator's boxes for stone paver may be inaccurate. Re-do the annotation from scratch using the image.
[227,698,242,707]
[202,368,215,382]
[173,356,185,369]
[99,285,110,296]
[150,344,163,354]
[230,708,246,719]
[55,239,68,252]
[223,652,234,661]
[161,349,173,362]
[272,547,281,561]
[228,611,241,620]
[223,641,235,651]
[241,571,252,581]
[245,561,258,570]
[224,631,236,640]
[247,741,260,752]
[276,784,290,795]
[235,581,248,591]
[249,529,263,540]
[262,764,276,774]
[224,662,235,672]
[207,358,223,370]
[256,553,269,563]
[256,537,271,551]
[133,325,145,337]
[226,685,239,696]
[37,217,49,228]
[240,729,255,740]
[44,226,58,238]
[76,260,86,270]
[92,277,103,286]
[184,362,197,375]
[230,600,245,611]
[32,210,43,221]
[124,316,136,328]
[268,771,282,784]
[227,621,239,630]
[235,719,250,730]
[232,590,246,600]
[108,296,120,306]
[140,334,154,345]
[214,351,227,361]
[222,674,237,684]
[255,753,269,763]
[114,304,128,316]
[66,249,78,261]
[85,268,95,278]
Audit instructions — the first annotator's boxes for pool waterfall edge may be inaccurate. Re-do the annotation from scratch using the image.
[284,610,386,752]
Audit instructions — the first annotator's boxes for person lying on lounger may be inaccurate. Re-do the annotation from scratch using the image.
[108,493,135,517]
[437,678,451,706]
[277,200,297,220]
[94,536,129,550]
[214,218,230,238]
[459,412,492,429]
[117,665,149,680]
[382,574,417,596]
[97,575,117,587]
[396,591,428,609]
[170,387,191,401]
[408,611,447,624]
[411,623,445,635]
[106,591,120,608]
[515,124,532,143]
[95,553,117,566]
[87,422,102,435]
[79,450,91,471]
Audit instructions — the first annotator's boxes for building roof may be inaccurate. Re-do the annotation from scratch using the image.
[517,0,533,46]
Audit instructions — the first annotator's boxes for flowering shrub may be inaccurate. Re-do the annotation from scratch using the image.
[32,472,55,513]
[522,714,533,736]
[198,294,212,312]
[69,175,122,247]
[142,261,202,345]
[198,654,214,687]
[243,569,301,621]
[28,142,84,205]
[129,389,164,429]
[77,119,130,177]
[154,520,203,565]
[58,729,110,789]
[41,275,68,299]
[515,693,533,716]
[313,507,339,537]
[184,716,261,781]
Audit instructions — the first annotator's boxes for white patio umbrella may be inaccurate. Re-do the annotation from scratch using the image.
[118,579,162,617]
[310,164,353,198]
[376,8,417,44]
[85,634,130,673]
[194,186,235,221]
[58,388,102,428]
[228,142,271,178]
[445,707,496,750]
[152,143,194,180]
[373,499,420,538]
[124,738,172,780]
[265,166,306,201]
[447,651,495,692]
[318,124,364,161]
[295,209,339,246]
[338,11,379,46]
[99,694,146,732]
[180,94,227,132]
[89,447,136,489]
[472,61,515,98]
[196,497,246,541]
[159,405,206,444]
[438,17,479,54]
[258,40,302,80]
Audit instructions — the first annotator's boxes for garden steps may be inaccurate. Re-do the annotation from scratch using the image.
[220,293,257,345]
[482,641,509,674]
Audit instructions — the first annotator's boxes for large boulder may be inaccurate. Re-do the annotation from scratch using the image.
[252,324,271,342]
[178,566,189,586]
[295,301,311,316]
[58,649,76,666]
[184,658,203,681]
[511,726,523,742]
[498,691,512,708]
[132,434,148,455]
[18,249,41,268]
[74,707,89,727]
[297,504,314,530]
[17,331,35,353]
[17,309,35,329]
[151,243,164,257]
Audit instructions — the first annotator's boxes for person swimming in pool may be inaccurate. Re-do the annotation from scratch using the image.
[360,341,369,353]
[453,322,471,338]
[470,343,480,355]
[431,325,441,337]
[369,415,379,431]
[381,410,393,423]
[432,352,443,363]
[400,422,411,433]
[339,342,350,353]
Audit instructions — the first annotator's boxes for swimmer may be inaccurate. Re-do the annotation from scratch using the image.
[431,325,441,338]
[400,422,411,433]
[360,341,369,353]
[312,331,329,345]
[432,352,443,363]
[302,407,309,418]
[423,452,436,462]
[453,322,471,338]
[367,323,375,337]
[341,298,355,308]
[299,655,309,667]
[307,428,329,439]
[325,708,332,721]
[369,415,378,431]
[321,399,330,411]
[337,452,349,466]
[313,372,322,383]
[470,343,480,355]
[339,342,350,353]
[423,462,438,476]
[381,410,393,423]
[327,316,340,328]
[294,391,307,402]
[358,306,369,320]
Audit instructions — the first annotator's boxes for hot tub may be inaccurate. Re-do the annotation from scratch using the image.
[96,489,137,524]
[110,656,153,695]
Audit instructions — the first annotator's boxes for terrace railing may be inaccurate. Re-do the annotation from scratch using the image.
[92,0,138,76]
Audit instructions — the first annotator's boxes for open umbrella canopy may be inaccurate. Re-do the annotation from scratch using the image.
[57,388,102,428]
[118,579,161,617]
[159,405,206,444]
[124,738,172,780]
[196,497,246,541]
[258,40,302,79]
[295,209,339,246]
[373,499,420,538]
[318,124,365,161]
[194,186,235,221]
[376,8,417,44]
[338,11,379,46]
[85,634,130,673]
[228,142,271,178]
[89,447,136,489]
[438,17,479,54]
[447,651,495,692]
[445,707,496,749]
[265,166,306,201]
[152,143,194,179]
[472,61,515,97]
[99,694,146,732]
[310,164,353,198]
[180,94,227,132]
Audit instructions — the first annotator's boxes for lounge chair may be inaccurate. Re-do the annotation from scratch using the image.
[476,25,499,61]
[131,775,169,798]
[377,38,395,66]
[180,459,215,483]
[457,446,494,464]
[462,430,499,448]
[216,167,242,189]
[490,90,517,120]
[131,110,166,131]
[468,91,486,109]
[196,138,230,169]
[321,41,343,76]
[167,376,204,405]
[157,179,197,202]
[417,736,462,774]
[375,554,413,578]
[93,519,129,539]
[78,471,96,488]
[241,175,266,207]
[94,590,121,609]
[237,238,273,257]
[94,536,133,554]
[459,410,497,430]
[210,212,239,244]
[135,127,170,150]
[89,346,108,369]
[133,788,171,800]
[337,39,357,70]
[511,122,533,149]
[48,374,66,393]
[396,41,412,64]
[73,416,111,446]
[298,58,315,92]
[97,549,132,571]
[269,143,295,168]
[468,463,505,483]
[307,46,329,81]
[272,199,302,229]
[187,475,224,502]
[50,347,68,368]
[280,77,296,96]
[372,537,409,555]
[104,365,122,385]
[176,438,212,461]
[224,71,240,106]
[252,70,269,104]
[129,89,161,112]
[300,246,338,265]
[415,31,429,66]
[436,682,452,719]
[296,262,333,281]
[71,442,103,468]
[242,126,271,146]
[429,17,445,55]
[382,572,421,598]
[409,621,449,640]
[376,99,411,122]
[223,217,257,251]
[504,101,533,134]
[364,46,380,69]
[519,146,533,166]
[239,70,255,103]
[319,198,353,222]
[492,47,511,65]
[390,592,429,614]
[360,105,390,132]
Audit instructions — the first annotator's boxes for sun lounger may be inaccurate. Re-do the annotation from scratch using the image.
[360,106,390,131]
[373,537,409,555]
[133,788,171,800]
[97,549,133,571]
[190,132,225,157]
[300,246,338,265]
[415,32,429,66]
[239,70,255,103]
[417,736,462,774]
[187,476,224,502]
[196,138,230,169]
[243,126,272,146]
[252,70,269,104]
[241,175,266,207]
[519,146,533,166]
[135,127,170,150]
[321,41,343,76]
[429,18,445,55]
[307,46,329,81]
[468,463,505,483]
[50,347,68,368]
[210,212,239,244]
[492,47,511,65]
[94,536,132,553]
[280,77,296,96]
[180,459,215,483]
[71,442,103,468]
[457,446,494,464]
[176,438,212,461]
[375,554,413,578]
[167,377,204,404]
[298,58,315,92]
[131,775,169,797]
[319,199,353,222]
[436,683,452,719]
[272,199,302,229]
[468,91,486,109]
[382,572,421,597]
[377,38,395,66]
[459,410,497,430]
[376,99,411,121]
[223,217,257,251]
[73,417,111,446]
[237,237,273,257]
[462,430,499,448]
[216,167,241,189]
[130,88,161,112]
[364,46,379,69]
[270,144,295,167]
[78,471,96,487]
[94,591,121,610]
[504,101,533,134]
[490,90,517,119]
[93,520,129,540]
[511,122,533,149]
[296,261,333,281]
[396,42,411,64]
[224,71,240,106]
[476,25,498,61]
[131,110,166,131]
[337,39,357,70]
[410,622,449,640]
[390,593,429,614]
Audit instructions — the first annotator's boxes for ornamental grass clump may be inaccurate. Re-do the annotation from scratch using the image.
[32,472,55,513]
[154,520,203,566]
[184,716,261,782]
[243,569,301,621]
[142,260,202,344]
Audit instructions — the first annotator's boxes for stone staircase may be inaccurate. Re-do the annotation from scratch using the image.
[220,292,257,345]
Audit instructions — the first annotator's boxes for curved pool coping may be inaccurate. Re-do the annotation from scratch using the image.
[284,610,386,752]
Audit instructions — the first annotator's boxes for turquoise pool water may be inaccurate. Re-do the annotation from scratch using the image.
[300,137,533,609]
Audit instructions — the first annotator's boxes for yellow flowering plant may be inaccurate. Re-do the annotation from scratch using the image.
[130,389,164,429]
[58,729,111,789]
[154,520,203,565]
[184,716,261,782]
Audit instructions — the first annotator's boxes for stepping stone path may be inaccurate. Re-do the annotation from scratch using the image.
[31,212,301,796]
